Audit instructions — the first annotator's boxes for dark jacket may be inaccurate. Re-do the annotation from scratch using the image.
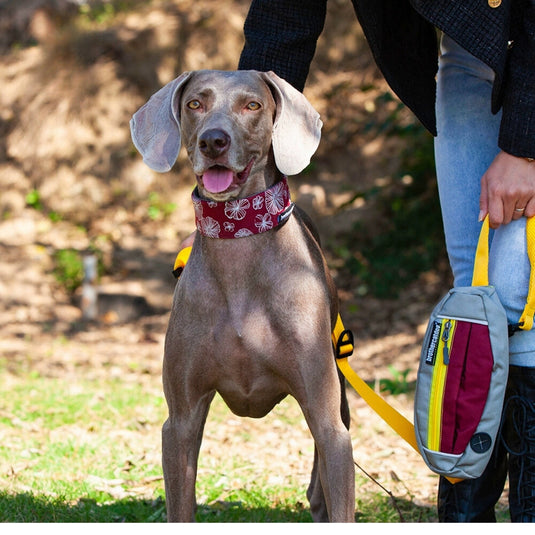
[238,0,535,158]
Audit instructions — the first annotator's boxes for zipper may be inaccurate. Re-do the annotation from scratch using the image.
[427,319,456,451]
[442,320,451,364]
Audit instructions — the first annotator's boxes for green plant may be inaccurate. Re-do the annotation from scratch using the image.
[52,241,107,293]
[147,192,176,221]
[378,367,410,395]
[53,249,84,293]
[78,1,151,26]
[25,189,64,222]
[25,189,42,211]
[78,1,117,24]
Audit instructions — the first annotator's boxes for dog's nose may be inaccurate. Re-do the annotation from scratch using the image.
[198,129,231,158]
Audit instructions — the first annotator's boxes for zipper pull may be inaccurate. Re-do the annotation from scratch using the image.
[442,320,451,365]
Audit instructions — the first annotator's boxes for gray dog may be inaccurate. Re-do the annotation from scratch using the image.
[130,70,355,522]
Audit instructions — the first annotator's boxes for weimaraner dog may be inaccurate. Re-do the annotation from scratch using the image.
[130,70,355,522]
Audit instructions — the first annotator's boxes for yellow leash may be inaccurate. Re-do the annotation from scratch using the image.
[331,315,418,452]
[473,215,535,331]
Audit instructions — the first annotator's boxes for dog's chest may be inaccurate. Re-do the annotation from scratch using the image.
[176,261,305,355]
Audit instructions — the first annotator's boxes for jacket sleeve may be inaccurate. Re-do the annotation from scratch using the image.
[238,0,328,91]
[499,0,535,158]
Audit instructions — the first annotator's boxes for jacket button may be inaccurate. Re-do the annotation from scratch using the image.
[488,0,501,6]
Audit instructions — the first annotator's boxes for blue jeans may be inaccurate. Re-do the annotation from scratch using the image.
[435,33,535,368]
[435,33,535,523]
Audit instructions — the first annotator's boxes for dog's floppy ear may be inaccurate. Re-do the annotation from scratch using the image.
[130,72,194,172]
[260,71,322,176]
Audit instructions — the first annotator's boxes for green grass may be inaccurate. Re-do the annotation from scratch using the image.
[0,362,440,522]
[0,371,166,521]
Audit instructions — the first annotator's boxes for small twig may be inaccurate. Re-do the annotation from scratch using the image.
[353,460,406,522]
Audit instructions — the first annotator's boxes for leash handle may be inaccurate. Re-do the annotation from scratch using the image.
[520,217,535,330]
[472,215,535,331]
[472,216,490,287]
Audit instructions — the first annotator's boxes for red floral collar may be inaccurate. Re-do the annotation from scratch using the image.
[192,178,294,239]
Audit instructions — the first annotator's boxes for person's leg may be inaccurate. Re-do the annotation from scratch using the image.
[434,33,507,522]
[502,366,535,522]
[437,444,508,522]
[434,33,501,288]
[489,219,535,368]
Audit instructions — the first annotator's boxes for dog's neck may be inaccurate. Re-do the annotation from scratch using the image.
[192,177,294,239]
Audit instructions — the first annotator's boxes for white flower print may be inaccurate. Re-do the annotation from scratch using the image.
[255,213,274,233]
[265,182,287,214]
[223,221,235,233]
[234,228,254,238]
[224,198,250,220]
[252,195,264,211]
[199,216,220,238]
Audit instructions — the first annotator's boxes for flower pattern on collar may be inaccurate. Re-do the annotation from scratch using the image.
[192,178,294,239]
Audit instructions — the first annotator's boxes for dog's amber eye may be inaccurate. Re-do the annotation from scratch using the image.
[187,100,202,110]
[245,101,261,111]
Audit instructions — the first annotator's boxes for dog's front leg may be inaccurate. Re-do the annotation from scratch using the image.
[299,363,355,522]
[315,428,355,522]
[307,365,351,521]
[162,391,214,522]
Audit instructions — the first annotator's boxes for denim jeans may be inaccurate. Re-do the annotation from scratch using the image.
[435,33,535,368]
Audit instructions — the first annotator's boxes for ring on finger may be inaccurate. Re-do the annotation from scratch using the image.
[515,207,526,213]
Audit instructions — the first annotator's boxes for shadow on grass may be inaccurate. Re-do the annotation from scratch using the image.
[0,492,311,523]
[0,491,437,522]
[0,492,166,522]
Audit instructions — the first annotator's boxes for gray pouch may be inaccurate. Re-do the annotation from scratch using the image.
[414,216,535,480]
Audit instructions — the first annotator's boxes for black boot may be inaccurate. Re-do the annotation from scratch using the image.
[503,366,535,522]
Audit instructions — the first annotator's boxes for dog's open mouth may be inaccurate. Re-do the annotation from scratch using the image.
[200,159,254,194]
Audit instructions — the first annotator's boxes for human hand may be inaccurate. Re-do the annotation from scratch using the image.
[479,151,535,228]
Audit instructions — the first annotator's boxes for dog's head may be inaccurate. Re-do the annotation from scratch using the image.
[130,70,322,201]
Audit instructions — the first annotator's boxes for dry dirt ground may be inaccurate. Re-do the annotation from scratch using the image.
[0,0,489,519]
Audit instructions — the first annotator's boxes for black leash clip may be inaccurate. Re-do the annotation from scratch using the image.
[508,322,524,337]
[335,329,354,359]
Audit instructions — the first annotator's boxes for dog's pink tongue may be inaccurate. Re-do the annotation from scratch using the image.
[203,168,234,193]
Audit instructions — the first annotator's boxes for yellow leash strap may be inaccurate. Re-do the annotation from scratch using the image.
[472,216,490,287]
[336,357,419,452]
[520,217,535,331]
[173,246,192,278]
[473,215,535,331]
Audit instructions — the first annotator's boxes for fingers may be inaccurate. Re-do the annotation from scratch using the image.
[480,152,535,228]
[479,173,489,222]
[524,198,535,219]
